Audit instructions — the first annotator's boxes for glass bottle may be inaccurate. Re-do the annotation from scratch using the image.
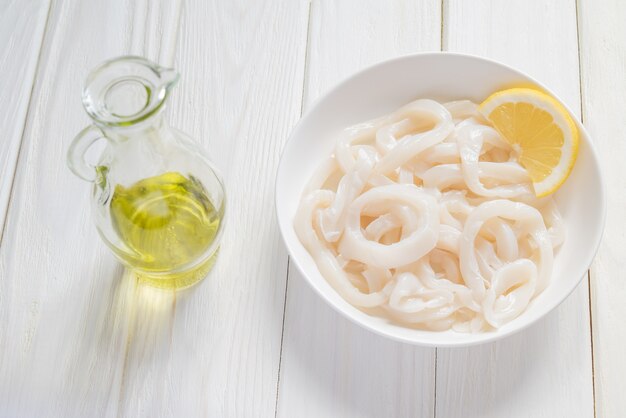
[67,56,226,289]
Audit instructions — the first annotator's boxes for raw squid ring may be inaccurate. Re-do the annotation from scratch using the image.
[482,259,538,328]
[459,199,553,298]
[338,184,439,269]
[375,100,454,174]
[294,190,388,307]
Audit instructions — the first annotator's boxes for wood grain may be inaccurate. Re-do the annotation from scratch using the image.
[0,0,608,416]
[579,0,626,416]
[0,0,311,415]
[128,0,182,66]
[0,0,50,238]
[276,1,441,417]
[0,0,172,416]
[436,1,594,417]
[116,0,309,416]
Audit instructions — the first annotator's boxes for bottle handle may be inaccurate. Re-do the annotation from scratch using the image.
[67,125,105,182]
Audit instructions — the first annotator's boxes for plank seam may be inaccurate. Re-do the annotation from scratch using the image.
[575,0,585,122]
[575,1,596,416]
[433,348,438,418]
[160,0,184,66]
[273,258,290,418]
[274,3,313,417]
[0,0,53,247]
[440,0,446,51]
[300,0,313,116]
[587,271,597,418]
[434,2,444,416]
[116,278,139,416]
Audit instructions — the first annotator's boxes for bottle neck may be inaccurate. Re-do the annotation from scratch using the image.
[99,111,168,143]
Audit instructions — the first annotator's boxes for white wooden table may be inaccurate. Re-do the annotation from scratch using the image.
[0,0,622,417]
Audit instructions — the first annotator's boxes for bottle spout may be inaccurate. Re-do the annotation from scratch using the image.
[158,67,180,92]
[82,56,180,126]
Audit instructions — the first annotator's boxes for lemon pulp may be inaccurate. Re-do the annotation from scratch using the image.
[110,171,222,289]
[479,88,579,197]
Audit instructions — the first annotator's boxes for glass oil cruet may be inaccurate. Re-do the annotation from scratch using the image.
[67,56,225,289]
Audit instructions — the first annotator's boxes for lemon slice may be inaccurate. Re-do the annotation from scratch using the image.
[479,88,579,197]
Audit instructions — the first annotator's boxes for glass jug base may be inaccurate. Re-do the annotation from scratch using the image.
[134,249,219,290]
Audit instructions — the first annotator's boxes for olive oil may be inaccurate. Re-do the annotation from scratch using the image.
[110,171,222,289]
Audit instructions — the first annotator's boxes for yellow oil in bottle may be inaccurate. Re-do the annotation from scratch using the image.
[110,171,223,289]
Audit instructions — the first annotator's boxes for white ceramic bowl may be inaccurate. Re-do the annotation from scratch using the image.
[276,53,605,347]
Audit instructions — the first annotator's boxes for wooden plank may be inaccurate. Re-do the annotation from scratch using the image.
[579,0,626,416]
[115,1,310,416]
[276,1,441,417]
[0,0,311,415]
[0,0,50,238]
[0,0,179,416]
[436,1,594,417]
[128,0,183,66]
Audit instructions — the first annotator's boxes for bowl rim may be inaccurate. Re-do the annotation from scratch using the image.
[275,51,607,347]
